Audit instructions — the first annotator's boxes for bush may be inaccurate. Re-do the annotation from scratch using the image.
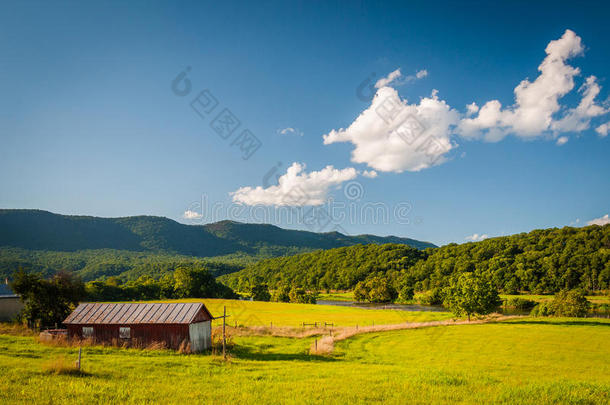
[552,289,589,317]
[353,277,397,303]
[530,302,553,317]
[288,287,317,304]
[504,297,537,311]
[418,287,444,306]
[531,289,590,317]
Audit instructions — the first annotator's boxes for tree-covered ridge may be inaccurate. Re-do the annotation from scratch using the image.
[222,225,610,294]
[0,209,435,258]
[220,244,427,292]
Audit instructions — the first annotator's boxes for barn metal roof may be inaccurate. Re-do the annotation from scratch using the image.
[63,302,213,325]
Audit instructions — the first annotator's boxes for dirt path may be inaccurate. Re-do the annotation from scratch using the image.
[219,314,525,354]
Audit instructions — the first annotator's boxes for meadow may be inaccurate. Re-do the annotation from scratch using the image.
[0,316,609,404]
[135,298,454,327]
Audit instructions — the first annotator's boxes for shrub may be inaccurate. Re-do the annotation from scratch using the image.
[353,277,397,303]
[418,288,445,306]
[530,290,590,317]
[288,287,317,304]
[552,289,589,317]
[530,302,553,317]
[504,297,537,311]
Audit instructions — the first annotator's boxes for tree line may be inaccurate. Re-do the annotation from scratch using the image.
[10,264,237,328]
[222,224,610,296]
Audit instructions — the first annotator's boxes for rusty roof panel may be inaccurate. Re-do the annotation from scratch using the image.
[180,303,201,323]
[112,303,131,323]
[156,304,175,323]
[163,303,185,323]
[100,304,122,323]
[76,303,97,323]
[63,302,212,325]
[151,304,168,323]
[126,303,149,324]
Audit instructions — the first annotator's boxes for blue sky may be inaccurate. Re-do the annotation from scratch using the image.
[1,1,608,245]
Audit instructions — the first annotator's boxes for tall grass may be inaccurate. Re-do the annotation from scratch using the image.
[41,355,83,376]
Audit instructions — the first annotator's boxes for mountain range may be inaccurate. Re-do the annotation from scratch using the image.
[0,209,436,257]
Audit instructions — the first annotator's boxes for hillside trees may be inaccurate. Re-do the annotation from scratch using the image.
[222,225,610,296]
[85,265,237,301]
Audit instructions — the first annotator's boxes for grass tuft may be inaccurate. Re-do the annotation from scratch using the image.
[41,356,85,376]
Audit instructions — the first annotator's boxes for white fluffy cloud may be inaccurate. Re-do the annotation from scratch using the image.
[231,162,357,206]
[465,233,489,242]
[374,68,428,89]
[324,30,608,174]
[458,29,592,142]
[552,76,608,133]
[587,214,610,226]
[278,127,303,136]
[183,210,202,219]
[556,136,568,146]
[415,69,428,79]
[375,69,402,89]
[362,170,378,178]
[323,86,459,172]
[596,122,609,137]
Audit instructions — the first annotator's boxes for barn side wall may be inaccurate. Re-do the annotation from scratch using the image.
[67,324,191,350]
[188,321,211,352]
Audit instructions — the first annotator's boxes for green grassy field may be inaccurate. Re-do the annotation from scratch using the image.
[1,317,609,404]
[134,298,453,327]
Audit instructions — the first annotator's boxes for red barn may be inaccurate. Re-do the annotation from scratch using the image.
[63,302,213,352]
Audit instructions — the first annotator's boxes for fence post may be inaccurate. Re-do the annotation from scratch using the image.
[222,306,226,360]
[76,346,82,371]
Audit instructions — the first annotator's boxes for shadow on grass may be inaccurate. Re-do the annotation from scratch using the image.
[500,319,610,327]
[231,346,338,362]
[38,369,105,378]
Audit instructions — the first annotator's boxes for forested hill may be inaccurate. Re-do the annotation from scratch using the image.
[0,210,435,281]
[0,209,435,255]
[221,224,610,294]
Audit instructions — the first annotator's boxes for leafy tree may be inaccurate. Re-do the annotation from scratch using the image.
[11,269,86,328]
[250,282,271,301]
[443,273,501,321]
[353,276,398,303]
[551,289,589,317]
[271,284,291,302]
[288,287,317,304]
[397,275,416,302]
